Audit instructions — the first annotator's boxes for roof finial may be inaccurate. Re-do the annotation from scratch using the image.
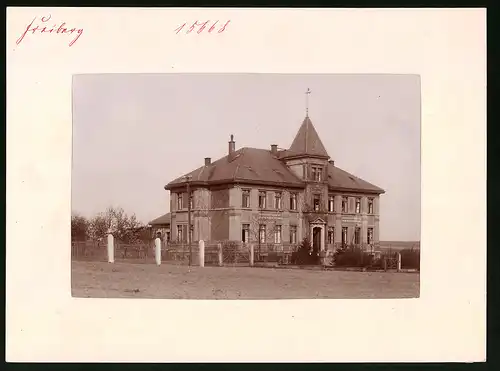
[305,88,311,117]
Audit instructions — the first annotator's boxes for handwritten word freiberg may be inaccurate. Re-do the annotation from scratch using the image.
[174,20,231,35]
[16,14,83,47]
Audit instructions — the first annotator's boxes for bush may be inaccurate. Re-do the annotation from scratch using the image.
[291,237,319,265]
[333,245,374,268]
[400,248,420,270]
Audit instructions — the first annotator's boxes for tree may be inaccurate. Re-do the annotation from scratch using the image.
[247,211,279,258]
[87,206,145,244]
[71,214,88,241]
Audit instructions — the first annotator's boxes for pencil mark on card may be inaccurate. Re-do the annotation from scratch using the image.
[174,20,231,35]
[16,14,84,47]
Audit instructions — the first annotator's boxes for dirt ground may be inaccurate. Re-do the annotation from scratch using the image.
[71,260,420,299]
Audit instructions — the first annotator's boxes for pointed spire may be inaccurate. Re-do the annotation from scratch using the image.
[287,115,329,158]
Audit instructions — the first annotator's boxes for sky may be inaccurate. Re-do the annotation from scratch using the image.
[72,74,421,241]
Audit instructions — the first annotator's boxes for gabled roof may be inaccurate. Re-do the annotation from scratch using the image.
[284,116,329,159]
[165,147,305,190]
[149,212,171,226]
[327,163,385,194]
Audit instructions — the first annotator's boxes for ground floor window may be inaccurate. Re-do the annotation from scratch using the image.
[290,225,297,244]
[274,225,282,244]
[242,223,250,243]
[342,227,348,246]
[166,231,171,241]
[177,225,183,242]
[367,227,374,245]
[328,227,334,244]
[354,227,361,245]
[259,224,266,243]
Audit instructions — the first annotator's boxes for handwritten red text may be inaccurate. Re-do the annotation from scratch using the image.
[174,20,231,35]
[16,14,84,47]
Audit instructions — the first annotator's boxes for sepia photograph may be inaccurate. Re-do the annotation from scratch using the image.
[71,73,421,300]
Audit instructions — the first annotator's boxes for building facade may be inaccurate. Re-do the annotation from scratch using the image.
[163,115,384,253]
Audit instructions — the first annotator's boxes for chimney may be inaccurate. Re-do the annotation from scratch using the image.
[204,157,211,166]
[228,134,235,155]
[270,144,278,155]
[329,160,335,166]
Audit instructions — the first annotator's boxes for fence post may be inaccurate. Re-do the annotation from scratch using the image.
[397,252,401,272]
[107,233,114,263]
[199,240,205,267]
[155,237,161,266]
[249,244,254,267]
[218,243,223,267]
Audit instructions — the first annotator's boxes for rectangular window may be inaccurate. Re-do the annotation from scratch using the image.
[342,197,348,213]
[258,191,267,209]
[311,166,323,181]
[367,228,374,245]
[259,224,266,243]
[242,189,251,208]
[166,232,171,241]
[368,198,374,214]
[274,192,282,209]
[274,225,282,244]
[313,194,321,211]
[354,227,361,245]
[177,194,183,210]
[189,225,194,241]
[241,223,250,243]
[290,225,297,244]
[355,198,361,214]
[189,192,194,209]
[328,227,335,244]
[177,225,183,241]
[342,227,348,246]
[328,195,335,212]
[290,193,297,210]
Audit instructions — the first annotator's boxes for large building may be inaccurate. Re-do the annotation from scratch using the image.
[163,113,385,253]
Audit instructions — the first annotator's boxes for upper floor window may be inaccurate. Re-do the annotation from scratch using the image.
[311,166,323,181]
[313,194,321,211]
[274,192,282,209]
[258,191,267,209]
[355,198,361,214]
[328,195,335,212]
[341,197,348,213]
[189,192,194,209]
[242,189,251,208]
[290,193,297,211]
[177,194,183,210]
[368,198,374,214]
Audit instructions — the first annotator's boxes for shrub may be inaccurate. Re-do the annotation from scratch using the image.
[292,237,319,265]
[400,248,420,270]
[333,244,374,267]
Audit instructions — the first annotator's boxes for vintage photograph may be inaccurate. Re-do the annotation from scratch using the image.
[71,73,421,299]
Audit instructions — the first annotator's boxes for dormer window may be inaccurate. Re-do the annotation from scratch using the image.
[311,166,323,181]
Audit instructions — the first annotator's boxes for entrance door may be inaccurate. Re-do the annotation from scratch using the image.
[311,227,322,265]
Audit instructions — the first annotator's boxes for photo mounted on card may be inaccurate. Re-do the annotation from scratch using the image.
[71,73,421,300]
[7,7,485,363]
